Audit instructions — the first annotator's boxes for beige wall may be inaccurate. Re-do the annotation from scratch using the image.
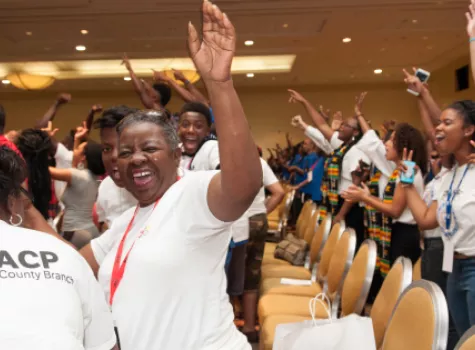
[0,81,422,152]
[2,55,473,154]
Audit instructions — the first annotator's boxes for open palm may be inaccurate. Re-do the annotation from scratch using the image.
[466,0,475,37]
[188,1,235,83]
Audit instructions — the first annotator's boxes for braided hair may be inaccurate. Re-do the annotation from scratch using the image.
[16,129,52,219]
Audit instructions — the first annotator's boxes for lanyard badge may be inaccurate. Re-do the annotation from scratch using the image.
[443,165,470,238]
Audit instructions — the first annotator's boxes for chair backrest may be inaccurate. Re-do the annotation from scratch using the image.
[317,223,344,282]
[340,239,377,316]
[297,203,316,239]
[412,257,422,281]
[371,257,413,349]
[303,208,319,245]
[309,215,332,265]
[296,200,312,234]
[326,229,357,296]
[382,280,449,350]
[456,325,475,350]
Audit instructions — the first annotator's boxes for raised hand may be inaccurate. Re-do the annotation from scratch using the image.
[466,0,475,37]
[188,0,235,83]
[91,104,103,113]
[467,140,475,165]
[41,121,59,138]
[291,115,303,127]
[354,92,367,116]
[121,53,132,72]
[403,68,425,95]
[319,105,331,120]
[288,89,306,104]
[331,111,343,131]
[74,121,89,141]
[152,70,170,82]
[173,69,188,82]
[57,93,72,105]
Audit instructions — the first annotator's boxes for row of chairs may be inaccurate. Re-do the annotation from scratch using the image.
[259,200,464,350]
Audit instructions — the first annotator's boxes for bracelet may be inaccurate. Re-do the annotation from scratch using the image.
[470,38,475,43]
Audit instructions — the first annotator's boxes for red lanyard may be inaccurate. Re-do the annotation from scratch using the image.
[109,176,181,305]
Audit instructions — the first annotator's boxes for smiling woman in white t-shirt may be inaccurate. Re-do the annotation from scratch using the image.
[404,100,475,338]
[0,146,116,350]
[78,4,261,349]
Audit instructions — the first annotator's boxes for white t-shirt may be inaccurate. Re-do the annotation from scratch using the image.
[422,168,449,239]
[0,221,116,350]
[96,176,137,227]
[180,140,220,171]
[90,171,250,350]
[54,143,73,201]
[395,172,424,224]
[247,158,279,217]
[434,164,475,256]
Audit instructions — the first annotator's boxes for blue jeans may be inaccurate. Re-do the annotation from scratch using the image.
[447,258,475,337]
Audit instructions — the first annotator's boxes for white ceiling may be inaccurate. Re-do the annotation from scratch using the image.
[0,0,470,91]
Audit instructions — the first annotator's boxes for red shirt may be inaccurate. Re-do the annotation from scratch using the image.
[0,135,23,159]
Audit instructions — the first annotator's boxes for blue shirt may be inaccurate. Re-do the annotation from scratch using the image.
[290,154,305,185]
[309,156,325,201]
[300,153,318,195]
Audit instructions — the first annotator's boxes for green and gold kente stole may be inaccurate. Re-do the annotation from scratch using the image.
[377,169,399,277]
[365,169,382,242]
[320,140,356,219]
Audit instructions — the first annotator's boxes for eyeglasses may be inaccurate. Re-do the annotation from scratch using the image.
[19,187,34,203]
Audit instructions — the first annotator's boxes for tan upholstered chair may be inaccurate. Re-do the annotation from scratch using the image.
[413,257,422,281]
[382,280,449,350]
[316,222,345,283]
[295,200,313,236]
[268,189,295,239]
[259,216,333,297]
[258,229,356,325]
[338,239,377,317]
[371,257,412,349]
[456,325,475,350]
[259,229,357,349]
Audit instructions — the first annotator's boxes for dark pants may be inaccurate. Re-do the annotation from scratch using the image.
[336,198,365,250]
[390,222,421,265]
[226,241,247,296]
[289,192,312,226]
[422,238,459,349]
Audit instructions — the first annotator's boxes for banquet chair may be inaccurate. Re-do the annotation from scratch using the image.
[413,256,422,281]
[456,325,475,350]
[381,280,449,350]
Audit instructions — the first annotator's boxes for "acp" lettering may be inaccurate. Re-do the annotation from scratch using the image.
[0,250,59,269]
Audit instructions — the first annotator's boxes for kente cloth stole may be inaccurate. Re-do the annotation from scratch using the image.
[320,140,356,219]
[378,169,399,277]
[365,170,382,242]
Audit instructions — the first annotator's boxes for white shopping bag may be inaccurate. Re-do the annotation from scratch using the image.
[273,294,376,350]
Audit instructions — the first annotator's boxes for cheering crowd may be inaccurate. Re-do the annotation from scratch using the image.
[3,0,475,349]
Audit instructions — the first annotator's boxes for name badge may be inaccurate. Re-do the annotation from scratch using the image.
[442,240,454,273]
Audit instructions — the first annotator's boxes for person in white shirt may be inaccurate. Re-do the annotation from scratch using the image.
[78,5,262,349]
[178,101,219,171]
[404,100,475,338]
[0,146,117,350]
[93,106,139,231]
[288,90,370,248]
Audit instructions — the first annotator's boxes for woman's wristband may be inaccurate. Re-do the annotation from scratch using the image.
[470,37,475,43]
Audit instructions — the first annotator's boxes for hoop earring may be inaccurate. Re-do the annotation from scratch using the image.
[9,213,23,227]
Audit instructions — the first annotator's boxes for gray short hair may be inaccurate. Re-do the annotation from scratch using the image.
[116,110,180,150]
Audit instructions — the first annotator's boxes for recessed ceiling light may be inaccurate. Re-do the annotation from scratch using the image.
[75,45,86,51]
[244,40,254,46]
[374,69,383,74]
[80,29,88,35]
[2,79,10,85]
[283,23,289,28]
[25,31,32,36]
[412,19,418,24]
[342,37,352,43]
[246,73,255,78]
[124,77,132,81]
[380,47,386,52]
[423,36,429,40]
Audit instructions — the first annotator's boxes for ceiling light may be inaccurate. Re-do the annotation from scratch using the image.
[342,37,352,43]
[246,73,255,78]
[412,19,418,24]
[2,79,10,85]
[423,36,429,40]
[25,31,32,36]
[283,24,289,28]
[374,69,383,74]
[123,77,132,81]
[244,40,254,46]
[80,29,88,35]
[75,45,86,51]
